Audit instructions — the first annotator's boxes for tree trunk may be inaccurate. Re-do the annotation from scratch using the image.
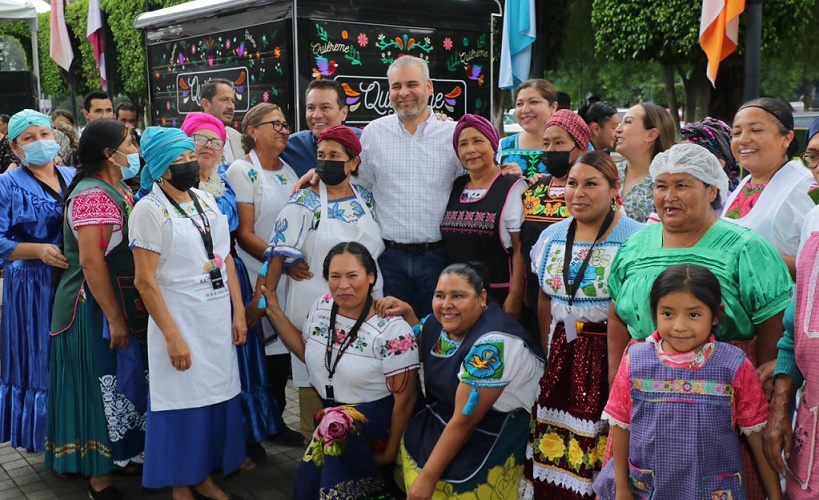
[677,65,696,123]
[804,77,817,111]
[690,61,711,122]
[662,64,681,132]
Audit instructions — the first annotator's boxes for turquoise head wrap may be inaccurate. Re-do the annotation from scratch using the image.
[8,109,52,142]
[139,126,196,191]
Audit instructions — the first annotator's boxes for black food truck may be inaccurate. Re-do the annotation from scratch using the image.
[135,0,502,131]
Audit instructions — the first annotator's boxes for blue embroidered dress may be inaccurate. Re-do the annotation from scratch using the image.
[0,165,75,451]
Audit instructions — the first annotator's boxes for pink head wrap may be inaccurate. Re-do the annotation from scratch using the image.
[453,114,500,154]
[180,112,226,141]
[544,110,591,151]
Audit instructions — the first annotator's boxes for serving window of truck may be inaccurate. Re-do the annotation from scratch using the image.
[135,0,500,130]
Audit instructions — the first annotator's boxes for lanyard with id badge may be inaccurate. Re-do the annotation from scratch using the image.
[324,295,373,405]
[162,189,225,290]
[561,209,615,342]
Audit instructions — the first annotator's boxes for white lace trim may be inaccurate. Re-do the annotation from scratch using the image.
[600,410,629,430]
[98,374,147,443]
[535,406,607,437]
[739,421,767,436]
[518,477,534,499]
[525,444,596,495]
[199,172,226,198]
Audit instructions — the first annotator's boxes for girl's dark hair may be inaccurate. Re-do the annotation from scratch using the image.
[440,261,489,296]
[580,101,618,127]
[573,150,619,188]
[322,241,378,292]
[649,265,723,324]
[65,119,128,199]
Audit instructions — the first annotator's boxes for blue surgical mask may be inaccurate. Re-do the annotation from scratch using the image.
[115,150,141,180]
[20,139,61,166]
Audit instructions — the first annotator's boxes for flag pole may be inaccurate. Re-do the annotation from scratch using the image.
[743,0,762,101]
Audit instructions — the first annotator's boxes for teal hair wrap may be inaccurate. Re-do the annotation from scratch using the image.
[139,126,196,191]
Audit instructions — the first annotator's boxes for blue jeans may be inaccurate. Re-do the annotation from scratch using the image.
[378,246,446,319]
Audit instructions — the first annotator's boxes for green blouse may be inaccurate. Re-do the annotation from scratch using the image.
[609,219,792,341]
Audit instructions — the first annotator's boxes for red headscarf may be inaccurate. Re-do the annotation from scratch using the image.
[318,125,362,156]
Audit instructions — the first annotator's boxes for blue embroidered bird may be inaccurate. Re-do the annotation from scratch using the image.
[465,344,502,378]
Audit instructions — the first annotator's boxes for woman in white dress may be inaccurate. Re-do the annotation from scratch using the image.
[250,125,383,439]
[131,127,246,500]
[225,103,303,443]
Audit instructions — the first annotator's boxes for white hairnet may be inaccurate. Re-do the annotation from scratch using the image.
[649,142,729,206]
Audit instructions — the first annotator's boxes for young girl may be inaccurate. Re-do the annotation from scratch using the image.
[593,264,782,500]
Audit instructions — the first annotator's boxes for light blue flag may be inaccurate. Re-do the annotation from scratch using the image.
[499,0,536,89]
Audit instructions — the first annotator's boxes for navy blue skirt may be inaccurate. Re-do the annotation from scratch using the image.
[142,395,246,488]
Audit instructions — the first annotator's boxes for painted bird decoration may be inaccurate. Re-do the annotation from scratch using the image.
[465,64,485,86]
[312,57,338,79]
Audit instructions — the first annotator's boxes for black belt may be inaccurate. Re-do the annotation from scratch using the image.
[383,240,445,255]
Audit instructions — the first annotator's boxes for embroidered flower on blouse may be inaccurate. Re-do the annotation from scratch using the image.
[538,432,566,462]
[328,202,345,220]
[272,219,288,245]
[384,335,417,356]
[247,168,259,183]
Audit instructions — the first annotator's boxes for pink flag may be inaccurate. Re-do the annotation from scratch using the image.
[49,0,73,71]
[87,0,107,90]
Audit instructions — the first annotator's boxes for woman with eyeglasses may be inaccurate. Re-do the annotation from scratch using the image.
[226,103,303,446]
[180,112,281,469]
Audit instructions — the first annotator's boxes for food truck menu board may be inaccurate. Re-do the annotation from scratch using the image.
[146,20,292,129]
[306,19,491,124]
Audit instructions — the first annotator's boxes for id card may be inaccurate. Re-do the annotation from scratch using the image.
[325,384,335,406]
[564,317,578,343]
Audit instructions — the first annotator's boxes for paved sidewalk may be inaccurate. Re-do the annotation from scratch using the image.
[0,381,303,500]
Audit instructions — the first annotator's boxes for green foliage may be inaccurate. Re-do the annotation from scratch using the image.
[0,14,68,96]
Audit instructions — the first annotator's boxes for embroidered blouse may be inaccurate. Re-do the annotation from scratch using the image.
[302,294,420,404]
[67,184,134,255]
[269,186,376,265]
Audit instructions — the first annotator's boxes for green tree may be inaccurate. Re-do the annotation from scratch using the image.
[592,0,813,123]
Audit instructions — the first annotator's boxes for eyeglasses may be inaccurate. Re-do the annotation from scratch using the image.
[800,151,819,169]
[191,133,225,150]
[256,120,290,133]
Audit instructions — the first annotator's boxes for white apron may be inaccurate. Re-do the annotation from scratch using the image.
[148,186,240,411]
[721,160,813,255]
[285,182,385,387]
[235,150,297,356]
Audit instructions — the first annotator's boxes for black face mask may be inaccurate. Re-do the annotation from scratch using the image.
[316,159,348,186]
[167,160,200,192]
[543,151,573,178]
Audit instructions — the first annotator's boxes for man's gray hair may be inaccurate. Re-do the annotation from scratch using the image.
[387,56,430,83]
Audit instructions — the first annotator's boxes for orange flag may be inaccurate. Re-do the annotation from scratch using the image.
[699,0,745,87]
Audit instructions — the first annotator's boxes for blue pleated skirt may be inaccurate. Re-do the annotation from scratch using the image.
[233,255,282,443]
[0,261,53,451]
[142,395,246,488]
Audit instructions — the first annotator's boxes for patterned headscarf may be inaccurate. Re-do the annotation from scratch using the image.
[453,114,500,154]
[544,110,591,152]
[680,117,739,190]
[8,109,52,142]
[139,126,196,190]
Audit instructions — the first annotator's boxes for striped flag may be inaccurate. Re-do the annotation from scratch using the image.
[87,0,107,90]
[49,0,73,71]
[499,0,536,89]
[699,0,745,87]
